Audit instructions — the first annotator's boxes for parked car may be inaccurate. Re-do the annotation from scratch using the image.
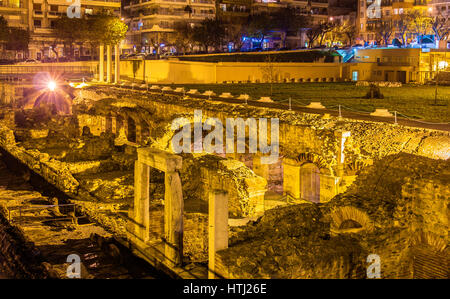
[41,57,57,63]
[160,52,175,59]
[19,59,39,64]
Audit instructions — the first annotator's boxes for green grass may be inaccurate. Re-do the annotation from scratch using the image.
[177,51,336,63]
[169,82,450,123]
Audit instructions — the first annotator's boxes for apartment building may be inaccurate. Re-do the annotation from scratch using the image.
[357,0,432,45]
[252,0,328,23]
[216,0,251,23]
[28,0,121,59]
[122,0,216,53]
[428,0,450,17]
[0,0,121,59]
[0,0,28,28]
[349,47,450,83]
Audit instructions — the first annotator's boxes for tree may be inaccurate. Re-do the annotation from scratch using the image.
[0,16,30,59]
[343,23,357,46]
[327,22,345,46]
[319,22,336,46]
[0,16,9,57]
[173,21,195,54]
[6,28,30,53]
[84,14,127,59]
[193,18,225,53]
[306,25,322,48]
[54,16,82,58]
[408,9,432,45]
[0,16,8,43]
[224,22,247,51]
[377,20,393,46]
[271,8,306,48]
[261,55,279,96]
[248,13,273,49]
[96,14,128,46]
[431,13,450,48]
[396,13,411,47]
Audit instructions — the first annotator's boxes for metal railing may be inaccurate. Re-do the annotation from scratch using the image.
[0,65,95,75]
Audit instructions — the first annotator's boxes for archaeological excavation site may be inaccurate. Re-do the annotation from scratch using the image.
[0,77,448,281]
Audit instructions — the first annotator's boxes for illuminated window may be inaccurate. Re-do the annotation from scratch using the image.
[352,71,358,81]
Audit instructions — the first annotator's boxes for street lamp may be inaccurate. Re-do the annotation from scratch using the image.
[47,81,56,91]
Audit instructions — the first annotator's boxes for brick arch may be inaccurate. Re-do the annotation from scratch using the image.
[296,152,328,169]
[330,206,374,233]
[412,231,447,252]
[290,152,332,175]
[346,160,369,175]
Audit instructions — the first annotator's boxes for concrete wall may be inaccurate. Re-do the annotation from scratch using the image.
[119,59,343,84]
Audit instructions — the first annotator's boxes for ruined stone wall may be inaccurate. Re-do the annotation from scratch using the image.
[0,127,79,195]
[402,178,449,241]
[77,87,450,170]
[182,155,266,217]
[0,207,47,278]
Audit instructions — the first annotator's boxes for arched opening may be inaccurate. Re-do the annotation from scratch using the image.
[127,117,136,143]
[141,121,150,145]
[339,219,362,230]
[300,163,320,203]
[116,115,124,132]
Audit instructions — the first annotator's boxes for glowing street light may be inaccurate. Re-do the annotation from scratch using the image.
[47,81,57,91]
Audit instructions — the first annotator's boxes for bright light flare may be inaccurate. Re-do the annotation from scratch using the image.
[48,81,57,91]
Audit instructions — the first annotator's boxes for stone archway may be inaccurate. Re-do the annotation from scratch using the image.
[300,162,320,203]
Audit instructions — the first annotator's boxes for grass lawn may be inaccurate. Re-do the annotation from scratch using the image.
[169,82,450,123]
[177,51,335,63]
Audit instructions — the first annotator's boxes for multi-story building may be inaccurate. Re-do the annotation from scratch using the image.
[216,0,251,23]
[428,0,450,47]
[349,47,450,83]
[252,0,328,23]
[122,0,216,54]
[122,0,335,53]
[357,0,434,46]
[247,0,330,49]
[28,0,121,60]
[1,0,121,60]
[428,0,450,16]
[0,0,28,29]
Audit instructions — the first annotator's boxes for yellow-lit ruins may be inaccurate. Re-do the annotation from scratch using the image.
[0,65,448,280]
[0,1,449,283]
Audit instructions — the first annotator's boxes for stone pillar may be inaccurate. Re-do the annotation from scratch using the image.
[253,155,269,181]
[99,44,104,82]
[106,44,112,83]
[133,161,150,242]
[114,44,120,84]
[136,124,142,144]
[111,117,117,135]
[208,190,228,279]
[335,131,351,177]
[164,170,184,267]
[123,118,128,139]
[282,158,301,199]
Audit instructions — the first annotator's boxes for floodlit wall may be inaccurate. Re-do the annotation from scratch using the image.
[119,60,344,84]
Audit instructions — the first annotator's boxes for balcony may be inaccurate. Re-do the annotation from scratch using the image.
[47,11,65,17]
[0,0,24,9]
